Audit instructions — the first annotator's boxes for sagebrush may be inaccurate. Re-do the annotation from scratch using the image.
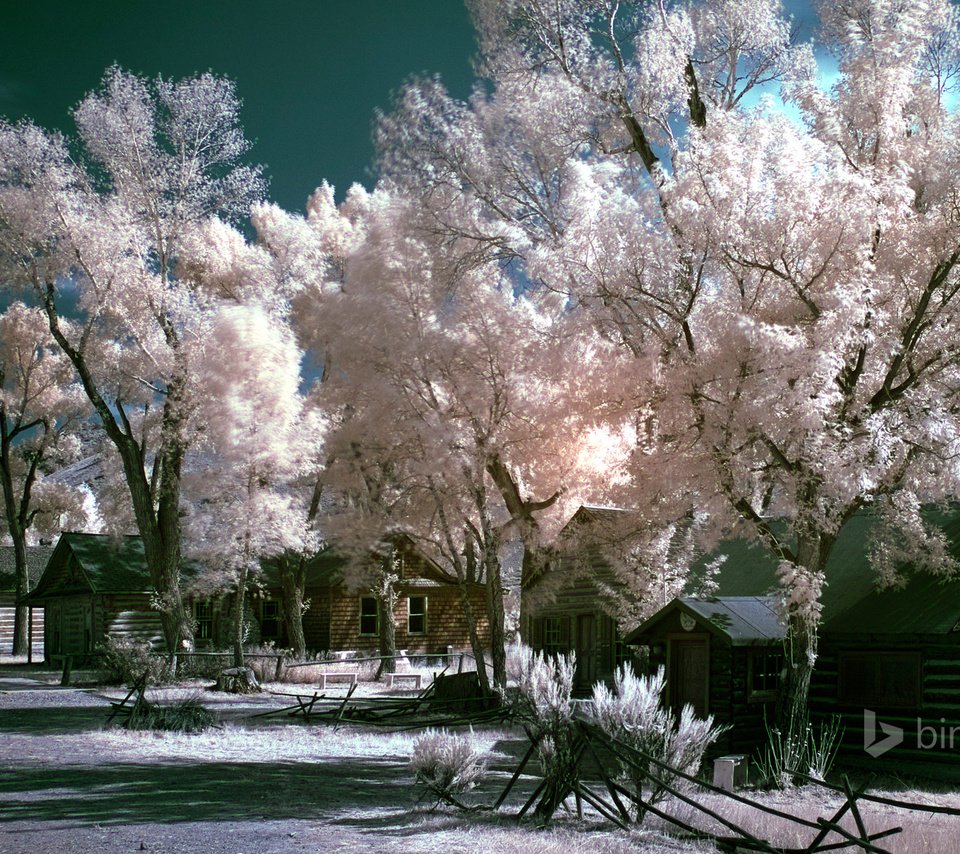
[410,728,487,809]
[127,694,218,733]
[507,643,579,821]
[97,636,169,686]
[592,665,727,821]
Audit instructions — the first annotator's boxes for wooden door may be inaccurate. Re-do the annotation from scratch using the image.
[575,614,596,692]
[670,637,709,717]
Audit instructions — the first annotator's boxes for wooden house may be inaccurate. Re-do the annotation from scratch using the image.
[23,533,200,660]
[813,545,960,779]
[627,511,960,776]
[0,545,53,656]
[521,506,644,693]
[256,538,491,656]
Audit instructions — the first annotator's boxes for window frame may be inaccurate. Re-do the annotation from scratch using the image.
[838,649,922,710]
[407,595,427,635]
[747,648,783,701]
[194,601,214,641]
[260,599,281,640]
[541,616,569,657]
[359,596,379,637]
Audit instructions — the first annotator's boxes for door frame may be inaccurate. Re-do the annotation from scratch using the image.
[666,632,711,715]
[574,613,596,690]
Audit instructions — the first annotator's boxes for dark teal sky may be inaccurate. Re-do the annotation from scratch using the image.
[0,1,477,212]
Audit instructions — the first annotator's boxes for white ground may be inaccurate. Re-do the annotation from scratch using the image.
[1,666,958,853]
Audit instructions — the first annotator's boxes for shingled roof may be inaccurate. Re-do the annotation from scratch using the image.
[0,545,56,594]
[626,595,786,646]
[24,533,201,601]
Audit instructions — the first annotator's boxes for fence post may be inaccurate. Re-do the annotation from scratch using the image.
[275,654,286,682]
[60,655,72,686]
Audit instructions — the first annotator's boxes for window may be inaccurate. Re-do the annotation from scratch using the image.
[408,596,427,635]
[194,602,214,640]
[748,650,783,699]
[260,600,280,640]
[541,616,569,657]
[839,651,922,710]
[359,596,379,636]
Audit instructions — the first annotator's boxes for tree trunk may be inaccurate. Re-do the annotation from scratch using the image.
[39,294,194,653]
[10,535,29,656]
[376,587,397,678]
[279,555,308,659]
[482,541,507,689]
[775,531,834,778]
[0,421,32,656]
[232,562,249,669]
[457,578,492,697]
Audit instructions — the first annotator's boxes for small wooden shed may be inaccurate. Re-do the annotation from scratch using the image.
[23,533,198,660]
[625,595,785,753]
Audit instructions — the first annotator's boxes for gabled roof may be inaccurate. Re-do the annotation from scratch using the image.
[24,533,201,601]
[259,535,468,592]
[626,595,785,646]
[0,545,57,595]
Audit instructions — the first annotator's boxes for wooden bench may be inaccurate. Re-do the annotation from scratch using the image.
[318,671,359,690]
[386,672,422,690]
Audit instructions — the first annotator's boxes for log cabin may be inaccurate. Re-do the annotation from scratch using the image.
[23,533,201,660]
[521,506,643,693]
[626,511,960,777]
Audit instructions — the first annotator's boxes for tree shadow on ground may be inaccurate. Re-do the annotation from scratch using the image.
[0,756,416,828]
[0,704,112,734]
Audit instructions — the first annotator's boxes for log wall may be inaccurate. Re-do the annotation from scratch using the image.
[812,636,960,780]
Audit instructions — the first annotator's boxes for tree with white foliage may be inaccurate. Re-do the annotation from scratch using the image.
[377,0,960,744]
[0,302,91,654]
[262,183,623,688]
[185,304,310,668]
[0,68,266,651]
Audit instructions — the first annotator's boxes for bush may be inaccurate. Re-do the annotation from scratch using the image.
[507,643,579,820]
[754,707,843,788]
[97,636,169,686]
[177,652,232,681]
[410,728,487,809]
[128,694,218,733]
[592,665,727,820]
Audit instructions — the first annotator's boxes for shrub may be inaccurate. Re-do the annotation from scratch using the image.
[127,694,218,733]
[97,636,169,686]
[507,643,579,821]
[592,665,727,820]
[410,728,487,809]
[177,652,231,681]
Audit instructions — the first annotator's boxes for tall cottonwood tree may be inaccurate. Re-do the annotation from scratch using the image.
[260,184,621,688]
[185,303,309,668]
[0,68,265,650]
[376,0,960,736]
[0,302,90,654]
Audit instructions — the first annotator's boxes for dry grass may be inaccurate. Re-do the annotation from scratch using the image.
[645,781,960,853]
